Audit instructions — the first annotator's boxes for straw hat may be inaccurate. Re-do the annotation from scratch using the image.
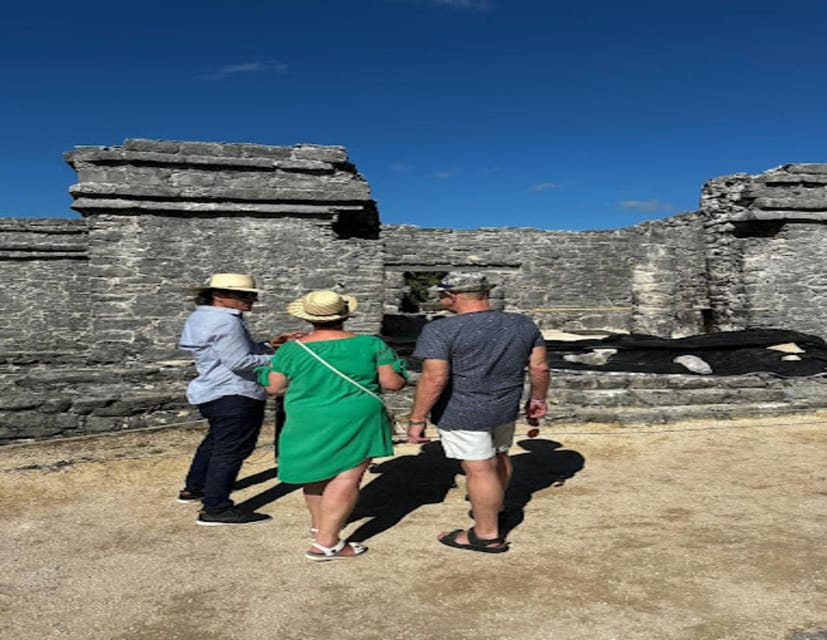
[287,290,358,322]
[192,273,263,293]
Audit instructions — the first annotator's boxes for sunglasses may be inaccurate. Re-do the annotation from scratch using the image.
[216,289,258,301]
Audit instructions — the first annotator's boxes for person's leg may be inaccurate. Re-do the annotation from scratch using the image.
[493,451,514,521]
[273,395,286,461]
[490,421,515,497]
[437,427,510,550]
[495,452,512,498]
[201,395,265,513]
[462,456,504,540]
[182,428,213,494]
[312,460,371,554]
[303,480,329,534]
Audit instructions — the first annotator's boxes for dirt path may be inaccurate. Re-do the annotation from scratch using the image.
[1,413,826,640]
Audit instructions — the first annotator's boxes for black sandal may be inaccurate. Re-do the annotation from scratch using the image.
[438,527,509,554]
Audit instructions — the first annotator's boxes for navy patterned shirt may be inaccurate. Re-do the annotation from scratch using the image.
[413,310,544,431]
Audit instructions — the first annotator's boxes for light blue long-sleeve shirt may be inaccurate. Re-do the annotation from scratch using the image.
[179,305,273,405]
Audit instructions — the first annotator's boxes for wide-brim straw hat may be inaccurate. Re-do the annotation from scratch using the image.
[192,273,263,293]
[287,290,358,322]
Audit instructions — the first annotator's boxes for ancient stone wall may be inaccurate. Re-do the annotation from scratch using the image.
[67,139,385,362]
[0,218,90,356]
[382,211,708,338]
[81,213,384,362]
[1,141,826,442]
[701,164,827,335]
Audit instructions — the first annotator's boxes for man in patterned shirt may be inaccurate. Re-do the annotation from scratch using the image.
[408,272,549,553]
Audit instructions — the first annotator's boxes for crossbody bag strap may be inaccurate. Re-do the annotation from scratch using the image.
[294,340,384,405]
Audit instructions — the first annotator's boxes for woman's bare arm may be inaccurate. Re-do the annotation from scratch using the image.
[377,364,406,391]
[264,371,288,395]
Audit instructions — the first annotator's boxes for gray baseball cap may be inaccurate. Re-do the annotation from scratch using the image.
[430,272,494,294]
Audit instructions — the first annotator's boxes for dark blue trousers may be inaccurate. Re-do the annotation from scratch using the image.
[184,395,265,513]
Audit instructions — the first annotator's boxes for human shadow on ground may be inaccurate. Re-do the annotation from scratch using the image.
[498,439,586,536]
[345,441,462,543]
[233,466,301,511]
[234,467,278,490]
[345,438,585,542]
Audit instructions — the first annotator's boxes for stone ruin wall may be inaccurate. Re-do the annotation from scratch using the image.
[381,211,708,339]
[702,164,827,337]
[66,139,387,363]
[0,139,825,442]
[0,218,91,355]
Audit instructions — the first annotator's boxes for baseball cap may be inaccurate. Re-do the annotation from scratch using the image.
[431,272,494,294]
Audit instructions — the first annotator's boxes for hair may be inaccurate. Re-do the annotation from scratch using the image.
[310,319,345,330]
[194,289,215,306]
[456,289,489,301]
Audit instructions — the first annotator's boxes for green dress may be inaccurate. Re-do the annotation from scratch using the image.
[257,335,406,484]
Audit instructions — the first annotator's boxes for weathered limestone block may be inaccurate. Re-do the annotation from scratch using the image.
[0,396,44,411]
[780,163,827,175]
[66,140,367,216]
[753,196,827,211]
[39,399,73,414]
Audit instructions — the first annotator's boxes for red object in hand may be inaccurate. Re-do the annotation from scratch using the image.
[525,399,544,437]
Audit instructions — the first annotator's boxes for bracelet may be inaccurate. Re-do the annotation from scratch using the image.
[529,398,547,405]
[408,419,427,426]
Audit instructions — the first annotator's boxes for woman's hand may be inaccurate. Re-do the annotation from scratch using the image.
[269,331,305,348]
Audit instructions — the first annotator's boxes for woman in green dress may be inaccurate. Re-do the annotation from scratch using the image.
[259,290,407,561]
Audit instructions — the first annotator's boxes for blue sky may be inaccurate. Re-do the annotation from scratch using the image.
[2,0,826,231]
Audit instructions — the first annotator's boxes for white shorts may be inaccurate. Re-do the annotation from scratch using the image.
[438,421,516,461]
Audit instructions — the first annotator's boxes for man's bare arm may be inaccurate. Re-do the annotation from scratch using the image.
[527,345,550,419]
[407,358,449,443]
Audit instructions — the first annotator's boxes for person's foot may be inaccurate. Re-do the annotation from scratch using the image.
[305,539,368,561]
[177,488,204,503]
[437,527,509,553]
[196,507,272,526]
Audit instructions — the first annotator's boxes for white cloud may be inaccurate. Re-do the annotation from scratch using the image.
[389,162,413,172]
[618,200,672,213]
[197,61,288,81]
[433,170,455,179]
[529,182,560,192]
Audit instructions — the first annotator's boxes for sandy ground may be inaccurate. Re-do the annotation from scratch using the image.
[1,413,826,640]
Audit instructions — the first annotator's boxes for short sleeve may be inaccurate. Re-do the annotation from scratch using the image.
[532,325,545,347]
[413,322,451,361]
[374,337,408,379]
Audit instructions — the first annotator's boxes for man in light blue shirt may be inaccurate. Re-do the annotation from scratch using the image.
[178,273,301,526]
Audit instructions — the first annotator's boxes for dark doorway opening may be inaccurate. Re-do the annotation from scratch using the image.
[400,271,448,313]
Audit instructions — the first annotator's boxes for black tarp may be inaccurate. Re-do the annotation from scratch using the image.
[545,329,827,377]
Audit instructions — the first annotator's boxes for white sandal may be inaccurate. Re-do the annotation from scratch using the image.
[305,539,368,562]
[309,527,319,540]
